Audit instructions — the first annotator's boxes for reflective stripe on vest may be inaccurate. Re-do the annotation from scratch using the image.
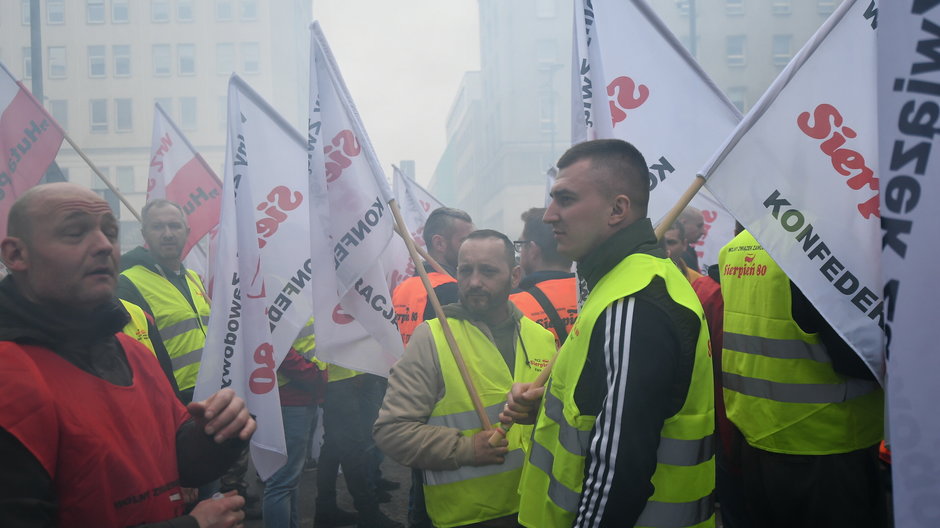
[121,265,210,391]
[392,272,455,346]
[424,316,555,528]
[519,254,715,528]
[719,230,883,455]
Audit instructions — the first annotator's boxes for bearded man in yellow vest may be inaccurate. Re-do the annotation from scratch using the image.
[118,199,210,404]
[502,139,716,528]
[391,206,474,527]
[375,229,556,528]
[718,230,885,528]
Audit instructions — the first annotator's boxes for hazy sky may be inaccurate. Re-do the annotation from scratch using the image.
[312,1,481,185]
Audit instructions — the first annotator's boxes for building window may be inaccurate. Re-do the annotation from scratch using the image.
[818,0,837,14]
[241,42,260,74]
[726,0,745,16]
[90,99,108,132]
[112,0,129,23]
[113,45,131,77]
[216,43,235,74]
[151,0,170,22]
[88,45,106,77]
[772,0,791,15]
[240,0,257,20]
[48,46,67,79]
[117,166,135,192]
[152,44,171,76]
[177,0,194,21]
[536,0,555,18]
[772,35,792,67]
[727,86,747,113]
[22,47,32,79]
[726,35,746,66]
[216,0,233,21]
[677,0,690,15]
[115,98,133,131]
[92,168,120,218]
[180,97,197,130]
[155,97,173,117]
[47,0,65,24]
[178,44,195,75]
[49,99,68,130]
[21,0,30,25]
[86,0,105,23]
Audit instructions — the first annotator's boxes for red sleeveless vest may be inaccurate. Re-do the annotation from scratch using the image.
[0,334,189,526]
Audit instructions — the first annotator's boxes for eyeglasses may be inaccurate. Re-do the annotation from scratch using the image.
[513,240,532,253]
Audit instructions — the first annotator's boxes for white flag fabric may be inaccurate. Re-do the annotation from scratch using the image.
[0,61,64,236]
[148,103,222,279]
[194,75,314,480]
[307,22,404,375]
[385,165,445,292]
[878,3,940,525]
[703,0,883,381]
[572,0,740,271]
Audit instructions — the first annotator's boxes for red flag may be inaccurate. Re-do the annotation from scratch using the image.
[0,62,64,236]
[148,103,222,259]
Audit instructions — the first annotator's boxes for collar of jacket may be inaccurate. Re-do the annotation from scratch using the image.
[576,218,666,291]
[0,276,128,347]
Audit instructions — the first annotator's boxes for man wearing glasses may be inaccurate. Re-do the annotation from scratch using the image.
[510,207,578,347]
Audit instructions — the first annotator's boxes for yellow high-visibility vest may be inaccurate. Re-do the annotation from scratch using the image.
[121,265,210,391]
[518,254,715,528]
[719,231,882,454]
[424,316,555,528]
[120,299,155,356]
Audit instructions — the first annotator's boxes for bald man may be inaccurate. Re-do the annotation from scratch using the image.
[0,183,254,527]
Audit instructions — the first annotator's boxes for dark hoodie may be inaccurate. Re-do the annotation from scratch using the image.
[0,276,242,528]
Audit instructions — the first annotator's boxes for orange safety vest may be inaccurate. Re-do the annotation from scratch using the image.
[509,277,578,347]
[392,271,455,346]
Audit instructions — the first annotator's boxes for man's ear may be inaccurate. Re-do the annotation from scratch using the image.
[609,194,632,226]
[430,233,445,254]
[511,264,522,290]
[1,237,28,272]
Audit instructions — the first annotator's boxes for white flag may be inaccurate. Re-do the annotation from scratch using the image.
[385,165,446,292]
[703,0,883,381]
[572,0,739,271]
[148,103,222,280]
[878,3,940,525]
[194,75,314,480]
[307,22,404,375]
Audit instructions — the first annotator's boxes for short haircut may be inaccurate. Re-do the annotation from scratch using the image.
[666,220,686,243]
[556,139,649,217]
[679,206,703,223]
[141,199,187,226]
[464,229,516,270]
[521,207,570,267]
[423,207,472,244]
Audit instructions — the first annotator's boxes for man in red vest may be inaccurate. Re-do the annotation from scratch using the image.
[0,183,255,527]
[510,207,577,347]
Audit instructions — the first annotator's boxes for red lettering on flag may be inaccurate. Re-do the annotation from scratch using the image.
[164,157,222,256]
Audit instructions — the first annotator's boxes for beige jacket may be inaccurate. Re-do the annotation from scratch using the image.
[373,302,524,471]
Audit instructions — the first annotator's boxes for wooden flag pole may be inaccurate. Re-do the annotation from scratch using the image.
[388,199,493,431]
[393,223,447,276]
[489,350,558,445]
[653,175,707,240]
[62,132,142,222]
